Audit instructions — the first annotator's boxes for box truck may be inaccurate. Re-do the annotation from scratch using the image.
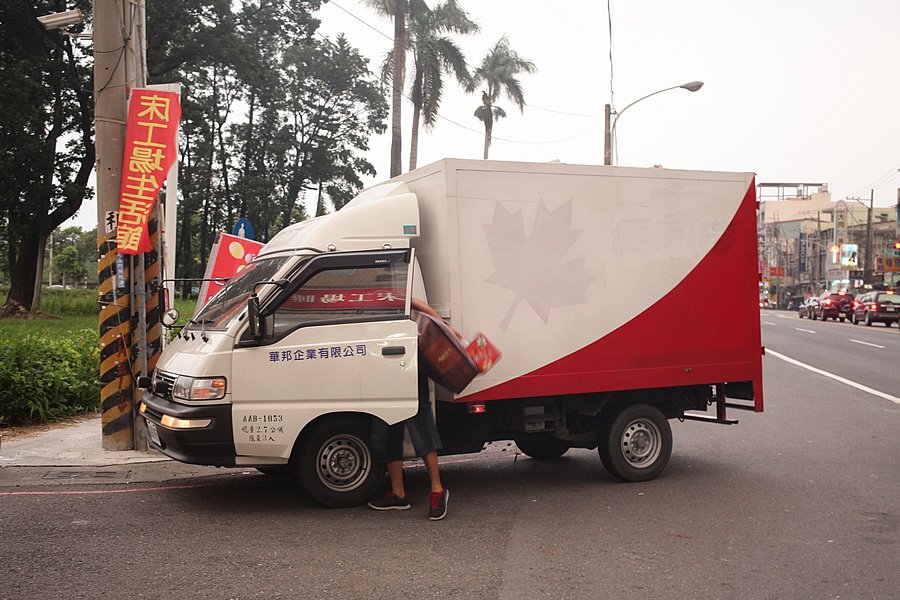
[139,159,763,507]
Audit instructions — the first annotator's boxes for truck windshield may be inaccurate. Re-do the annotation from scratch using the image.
[190,255,291,331]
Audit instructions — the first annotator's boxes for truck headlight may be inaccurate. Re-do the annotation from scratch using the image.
[172,376,227,401]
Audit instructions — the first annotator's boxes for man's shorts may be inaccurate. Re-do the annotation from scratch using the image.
[371,371,443,462]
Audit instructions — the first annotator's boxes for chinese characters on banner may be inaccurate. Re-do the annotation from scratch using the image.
[116,89,182,254]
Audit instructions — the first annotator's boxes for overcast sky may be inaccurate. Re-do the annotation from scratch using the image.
[66,0,900,230]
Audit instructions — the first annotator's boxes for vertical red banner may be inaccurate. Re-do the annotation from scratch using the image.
[116,89,182,254]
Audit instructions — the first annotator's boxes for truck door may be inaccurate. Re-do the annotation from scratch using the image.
[230,249,419,461]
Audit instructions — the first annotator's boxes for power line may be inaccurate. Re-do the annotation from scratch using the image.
[850,162,900,198]
[314,28,602,146]
[325,1,599,119]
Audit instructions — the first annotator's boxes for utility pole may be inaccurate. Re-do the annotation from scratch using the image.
[603,103,612,165]
[94,0,150,450]
[865,189,874,286]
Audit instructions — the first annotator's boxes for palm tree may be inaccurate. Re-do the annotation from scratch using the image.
[364,0,429,177]
[406,1,478,170]
[469,36,536,159]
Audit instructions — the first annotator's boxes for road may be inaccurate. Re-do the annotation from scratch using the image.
[1,312,897,599]
[761,308,899,395]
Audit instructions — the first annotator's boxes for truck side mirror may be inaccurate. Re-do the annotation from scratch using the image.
[248,294,265,339]
[157,286,180,329]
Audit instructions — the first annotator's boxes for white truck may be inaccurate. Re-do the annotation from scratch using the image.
[140,159,764,507]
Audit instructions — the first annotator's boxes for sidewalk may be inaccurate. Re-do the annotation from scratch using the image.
[0,416,168,468]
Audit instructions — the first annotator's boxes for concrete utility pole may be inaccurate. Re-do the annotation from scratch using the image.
[865,189,874,286]
[603,103,612,165]
[94,0,151,450]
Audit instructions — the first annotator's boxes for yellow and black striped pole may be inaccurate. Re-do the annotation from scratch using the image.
[98,229,134,450]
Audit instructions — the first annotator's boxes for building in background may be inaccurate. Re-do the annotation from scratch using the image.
[757,183,899,308]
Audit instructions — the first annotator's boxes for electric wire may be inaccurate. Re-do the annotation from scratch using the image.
[314,29,603,145]
[325,0,600,123]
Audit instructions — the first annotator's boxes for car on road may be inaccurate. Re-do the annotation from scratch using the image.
[850,290,900,327]
[813,291,855,322]
[798,297,819,319]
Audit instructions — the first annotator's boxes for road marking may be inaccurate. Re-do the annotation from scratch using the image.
[849,339,885,349]
[766,349,900,406]
[795,328,816,334]
[776,314,794,320]
[763,321,776,325]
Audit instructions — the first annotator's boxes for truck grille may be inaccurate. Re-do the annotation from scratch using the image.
[153,370,178,400]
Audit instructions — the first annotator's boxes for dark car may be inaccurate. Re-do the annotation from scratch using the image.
[851,290,900,327]
[813,291,854,322]
[797,298,819,319]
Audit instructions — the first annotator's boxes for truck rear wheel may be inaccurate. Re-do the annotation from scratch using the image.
[598,404,672,482]
[514,433,569,460]
[296,416,381,508]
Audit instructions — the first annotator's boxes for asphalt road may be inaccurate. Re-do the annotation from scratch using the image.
[1,313,898,599]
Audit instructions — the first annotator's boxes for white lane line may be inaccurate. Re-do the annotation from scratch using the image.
[776,314,794,320]
[795,328,816,334]
[763,321,776,326]
[849,339,885,349]
[766,349,900,406]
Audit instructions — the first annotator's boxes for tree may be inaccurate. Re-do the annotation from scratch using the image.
[469,36,535,159]
[0,0,94,315]
[405,0,478,170]
[55,245,87,286]
[364,0,429,177]
[44,225,95,286]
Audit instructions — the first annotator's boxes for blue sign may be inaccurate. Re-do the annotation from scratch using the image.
[233,218,255,240]
[798,232,807,273]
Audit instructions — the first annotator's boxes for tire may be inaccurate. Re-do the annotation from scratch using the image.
[839,317,845,323]
[256,466,292,477]
[851,313,857,325]
[296,416,381,508]
[598,404,672,482]
[811,312,818,320]
[866,312,873,326]
[515,433,570,460]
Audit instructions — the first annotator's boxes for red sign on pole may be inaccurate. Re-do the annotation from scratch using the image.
[767,266,785,277]
[198,233,265,308]
[116,89,182,254]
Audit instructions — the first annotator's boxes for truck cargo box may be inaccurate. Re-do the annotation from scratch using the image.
[398,159,762,409]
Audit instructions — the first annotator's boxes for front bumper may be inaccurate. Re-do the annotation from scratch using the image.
[140,390,236,467]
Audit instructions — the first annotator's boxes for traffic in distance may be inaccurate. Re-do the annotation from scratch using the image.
[792,289,899,326]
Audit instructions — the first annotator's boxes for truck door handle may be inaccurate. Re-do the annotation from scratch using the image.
[382,346,406,356]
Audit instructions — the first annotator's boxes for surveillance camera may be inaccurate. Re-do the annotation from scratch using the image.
[36,9,84,31]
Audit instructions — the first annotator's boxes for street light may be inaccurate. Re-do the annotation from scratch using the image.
[604,81,704,165]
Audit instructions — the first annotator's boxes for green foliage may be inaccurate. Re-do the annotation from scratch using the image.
[0,328,100,425]
[44,226,97,286]
[0,0,95,311]
[39,287,97,317]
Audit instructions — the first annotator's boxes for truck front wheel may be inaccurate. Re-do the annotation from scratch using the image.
[296,417,381,508]
[598,404,672,482]
[514,433,569,460]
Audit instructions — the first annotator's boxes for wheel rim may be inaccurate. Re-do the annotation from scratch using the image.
[315,434,371,492]
[621,418,662,469]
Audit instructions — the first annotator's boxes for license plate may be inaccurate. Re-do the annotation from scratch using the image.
[886,307,896,312]
[146,420,161,446]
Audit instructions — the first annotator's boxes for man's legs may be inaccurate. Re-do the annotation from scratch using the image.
[422,451,443,493]
[386,459,406,497]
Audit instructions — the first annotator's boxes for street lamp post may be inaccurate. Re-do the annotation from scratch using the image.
[603,81,704,165]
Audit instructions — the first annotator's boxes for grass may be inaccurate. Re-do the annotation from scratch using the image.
[0,290,203,425]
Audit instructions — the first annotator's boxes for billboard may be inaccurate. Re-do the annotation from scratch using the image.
[840,244,858,268]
